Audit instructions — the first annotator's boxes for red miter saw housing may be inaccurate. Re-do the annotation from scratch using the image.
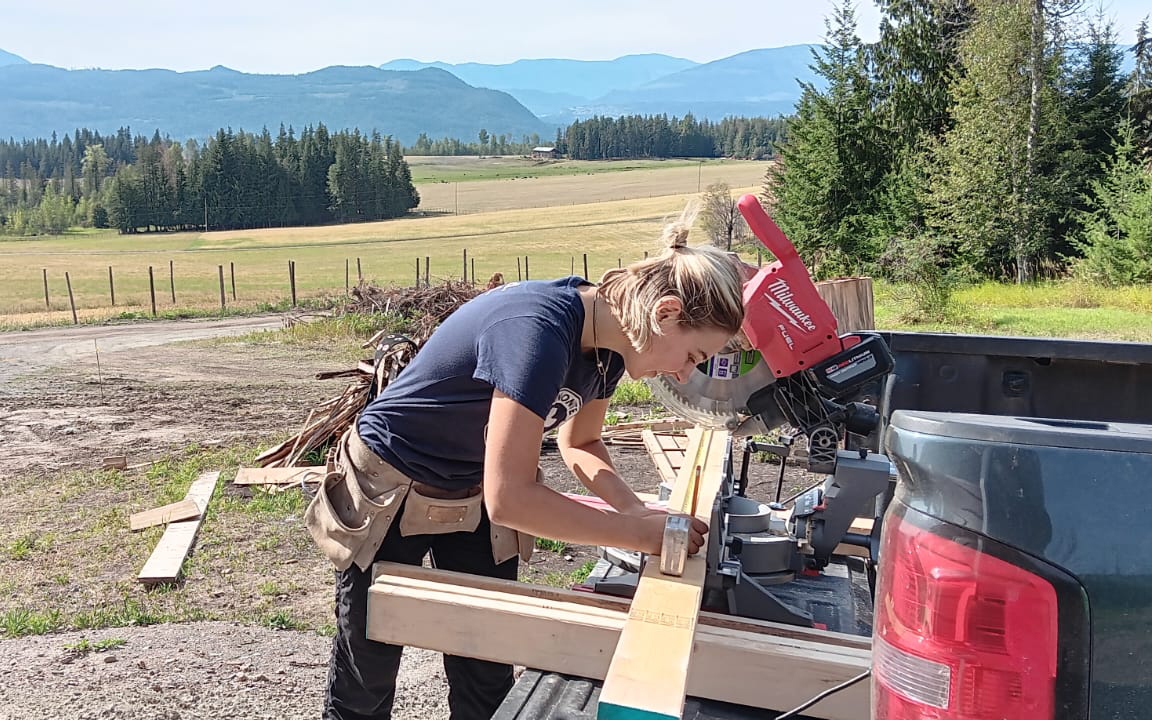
[737,194,845,377]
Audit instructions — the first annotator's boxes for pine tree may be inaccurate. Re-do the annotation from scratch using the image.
[768,0,886,277]
[1074,117,1152,284]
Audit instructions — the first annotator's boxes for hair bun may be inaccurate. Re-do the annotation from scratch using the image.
[665,223,690,250]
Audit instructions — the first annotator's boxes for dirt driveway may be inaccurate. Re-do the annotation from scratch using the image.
[0,316,339,477]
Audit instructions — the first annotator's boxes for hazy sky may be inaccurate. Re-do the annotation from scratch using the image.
[1,0,1148,75]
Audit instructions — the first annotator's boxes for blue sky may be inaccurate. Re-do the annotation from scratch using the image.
[1,0,1148,74]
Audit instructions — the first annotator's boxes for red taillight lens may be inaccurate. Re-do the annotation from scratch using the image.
[872,505,1058,720]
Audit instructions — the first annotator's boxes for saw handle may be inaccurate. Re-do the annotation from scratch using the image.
[738,194,801,265]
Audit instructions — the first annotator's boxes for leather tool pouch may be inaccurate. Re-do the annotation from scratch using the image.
[398,486,483,537]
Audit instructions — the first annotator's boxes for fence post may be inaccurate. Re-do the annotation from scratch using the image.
[148,266,157,317]
[524,256,529,280]
[570,257,574,276]
[230,261,236,300]
[517,257,522,282]
[169,260,176,304]
[424,257,430,287]
[43,268,50,310]
[218,265,226,313]
[463,249,468,282]
[65,272,77,324]
[757,250,762,267]
[583,254,588,280]
[471,258,476,286]
[415,258,420,287]
[357,257,362,283]
[345,259,350,295]
[108,266,115,307]
[289,260,297,306]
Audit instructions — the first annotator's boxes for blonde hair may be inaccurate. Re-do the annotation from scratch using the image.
[598,203,744,352]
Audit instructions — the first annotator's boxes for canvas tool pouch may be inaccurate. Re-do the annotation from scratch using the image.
[304,427,412,572]
[398,484,483,537]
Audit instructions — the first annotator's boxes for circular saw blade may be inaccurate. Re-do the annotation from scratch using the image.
[644,350,783,435]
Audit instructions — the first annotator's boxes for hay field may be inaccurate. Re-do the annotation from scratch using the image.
[0,179,762,328]
[414,159,768,213]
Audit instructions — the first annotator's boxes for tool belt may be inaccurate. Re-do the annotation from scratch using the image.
[304,426,534,572]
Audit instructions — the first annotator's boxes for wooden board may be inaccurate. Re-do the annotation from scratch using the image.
[366,564,870,720]
[598,428,729,720]
[129,498,200,531]
[137,471,219,584]
[233,466,325,486]
[641,429,688,487]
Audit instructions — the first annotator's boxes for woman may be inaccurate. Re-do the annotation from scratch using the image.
[308,206,746,720]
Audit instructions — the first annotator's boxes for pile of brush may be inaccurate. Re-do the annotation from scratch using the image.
[256,280,486,468]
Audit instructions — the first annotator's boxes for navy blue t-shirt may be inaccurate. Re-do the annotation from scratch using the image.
[357,276,626,490]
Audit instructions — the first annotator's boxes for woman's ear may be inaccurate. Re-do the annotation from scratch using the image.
[654,296,684,325]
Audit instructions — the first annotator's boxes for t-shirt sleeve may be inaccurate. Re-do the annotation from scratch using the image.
[474,316,571,420]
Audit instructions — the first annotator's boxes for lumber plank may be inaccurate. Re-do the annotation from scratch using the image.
[641,429,678,487]
[233,466,325,486]
[137,471,219,584]
[366,566,870,720]
[598,427,729,720]
[129,498,200,531]
[370,562,871,652]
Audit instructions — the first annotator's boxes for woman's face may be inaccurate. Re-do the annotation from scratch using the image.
[625,320,733,384]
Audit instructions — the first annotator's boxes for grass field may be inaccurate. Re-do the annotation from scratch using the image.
[413,158,768,214]
[407,156,724,184]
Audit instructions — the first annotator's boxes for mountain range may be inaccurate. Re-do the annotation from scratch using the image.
[0,43,1138,145]
[0,46,820,145]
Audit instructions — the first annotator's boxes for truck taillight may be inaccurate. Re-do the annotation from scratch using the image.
[872,504,1058,720]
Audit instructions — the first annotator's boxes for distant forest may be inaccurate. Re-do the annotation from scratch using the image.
[0,113,784,236]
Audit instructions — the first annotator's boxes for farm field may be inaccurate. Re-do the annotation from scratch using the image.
[0,162,766,328]
[406,155,722,183]
[413,158,765,213]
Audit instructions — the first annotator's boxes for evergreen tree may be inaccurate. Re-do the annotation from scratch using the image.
[768,0,886,277]
[1074,117,1152,283]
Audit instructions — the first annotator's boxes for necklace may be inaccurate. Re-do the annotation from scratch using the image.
[592,289,609,394]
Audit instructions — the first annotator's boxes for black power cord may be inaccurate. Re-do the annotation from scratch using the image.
[774,670,872,719]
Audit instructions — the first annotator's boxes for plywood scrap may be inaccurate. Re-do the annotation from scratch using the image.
[366,563,870,720]
[129,498,200,531]
[233,466,325,487]
[137,471,219,585]
[598,427,728,720]
[101,455,127,470]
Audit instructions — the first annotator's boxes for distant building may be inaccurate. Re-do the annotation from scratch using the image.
[531,146,558,160]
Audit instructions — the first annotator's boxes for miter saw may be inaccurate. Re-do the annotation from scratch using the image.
[589,195,896,629]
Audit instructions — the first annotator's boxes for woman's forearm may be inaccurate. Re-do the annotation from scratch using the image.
[560,439,647,514]
[488,480,650,552]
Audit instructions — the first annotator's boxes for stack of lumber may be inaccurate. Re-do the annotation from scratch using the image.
[597,418,691,447]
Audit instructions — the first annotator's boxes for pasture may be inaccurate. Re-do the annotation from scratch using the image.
[2,158,764,327]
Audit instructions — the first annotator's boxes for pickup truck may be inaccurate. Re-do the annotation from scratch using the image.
[493,330,1152,720]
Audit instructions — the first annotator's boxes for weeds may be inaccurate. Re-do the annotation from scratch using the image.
[64,637,126,655]
[2,608,64,637]
[534,538,567,553]
[264,610,307,631]
[572,560,597,584]
[610,379,654,406]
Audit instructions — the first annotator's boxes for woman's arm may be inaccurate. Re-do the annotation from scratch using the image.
[483,391,705,556]
[556,397,649,515]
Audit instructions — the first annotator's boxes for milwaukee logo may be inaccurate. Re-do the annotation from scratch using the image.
[765,279,817,332]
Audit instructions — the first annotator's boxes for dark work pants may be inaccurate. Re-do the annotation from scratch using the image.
[323,507,518,720]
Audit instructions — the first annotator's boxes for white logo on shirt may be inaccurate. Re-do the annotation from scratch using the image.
[543,388,582,433]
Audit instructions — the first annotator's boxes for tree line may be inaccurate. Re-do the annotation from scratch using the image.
[559,115,786,160]
[770,0,1152,289]
[0,124,419,235]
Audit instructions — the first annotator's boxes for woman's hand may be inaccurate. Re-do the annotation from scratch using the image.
[634,511,709,557]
